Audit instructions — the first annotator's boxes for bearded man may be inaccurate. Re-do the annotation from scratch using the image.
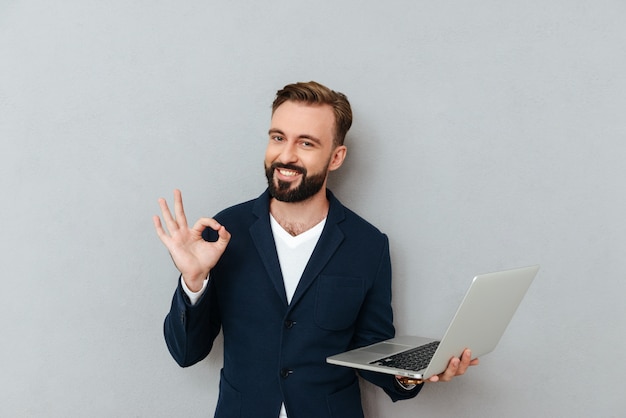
[154,81,475,418]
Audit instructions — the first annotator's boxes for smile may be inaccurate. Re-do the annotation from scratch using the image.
[277,168,300,177]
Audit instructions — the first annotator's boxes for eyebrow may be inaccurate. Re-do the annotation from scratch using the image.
[268,129,323,146]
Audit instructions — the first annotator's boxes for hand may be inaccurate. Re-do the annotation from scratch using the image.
[153,189,231,291]
[396,348,479,385]
[428,348,479,383]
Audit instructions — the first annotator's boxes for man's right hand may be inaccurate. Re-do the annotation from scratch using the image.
[153,189,231,292]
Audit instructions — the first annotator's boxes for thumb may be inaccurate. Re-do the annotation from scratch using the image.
[215,225,232,247]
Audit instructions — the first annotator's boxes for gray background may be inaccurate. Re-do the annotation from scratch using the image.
[2,1,624,417]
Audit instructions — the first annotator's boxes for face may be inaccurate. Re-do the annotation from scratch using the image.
[265,101,346,203]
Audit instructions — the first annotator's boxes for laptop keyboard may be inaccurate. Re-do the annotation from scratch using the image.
[369,341,440,371]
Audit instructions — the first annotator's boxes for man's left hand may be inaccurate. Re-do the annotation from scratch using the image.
[396,348,479,385]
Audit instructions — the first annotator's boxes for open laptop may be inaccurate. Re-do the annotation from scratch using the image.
[327,265,539,380]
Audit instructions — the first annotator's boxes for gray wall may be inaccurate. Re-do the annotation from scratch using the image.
[2,1,624,416]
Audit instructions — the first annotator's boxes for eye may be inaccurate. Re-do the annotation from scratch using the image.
[300,139,320,149]
[271,135,284,142]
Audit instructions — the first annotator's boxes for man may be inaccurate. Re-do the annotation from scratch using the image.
[153,81,477,418]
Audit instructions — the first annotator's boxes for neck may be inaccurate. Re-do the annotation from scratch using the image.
[270,189,329,236]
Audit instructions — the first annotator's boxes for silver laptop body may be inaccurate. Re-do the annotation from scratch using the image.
[326,265,539,380]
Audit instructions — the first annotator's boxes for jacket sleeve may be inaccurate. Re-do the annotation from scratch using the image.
[353,235,423,401]
[163,276,222,367]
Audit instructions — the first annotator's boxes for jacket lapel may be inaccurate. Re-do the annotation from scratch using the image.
[288,191,345,309]
[249,191,289,306]
[249,189,347,309]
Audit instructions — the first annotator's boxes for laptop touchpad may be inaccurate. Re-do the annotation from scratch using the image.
[361,343,410,355]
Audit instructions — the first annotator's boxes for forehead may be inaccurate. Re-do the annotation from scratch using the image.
[270,101,335,142]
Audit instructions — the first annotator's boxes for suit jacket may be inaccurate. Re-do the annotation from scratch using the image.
[164,189,421,418]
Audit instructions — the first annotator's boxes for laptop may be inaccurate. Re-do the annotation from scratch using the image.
[326,265,539,380]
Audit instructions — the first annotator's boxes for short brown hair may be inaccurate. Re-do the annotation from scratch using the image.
[272,81,353,146]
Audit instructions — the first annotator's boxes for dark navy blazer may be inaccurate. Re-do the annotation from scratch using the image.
[164,189,420,418]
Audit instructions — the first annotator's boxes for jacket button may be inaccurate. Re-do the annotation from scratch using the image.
[280,368,293,378]
[284,320,295,329]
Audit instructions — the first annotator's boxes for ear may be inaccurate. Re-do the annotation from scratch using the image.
[328,145,347,172]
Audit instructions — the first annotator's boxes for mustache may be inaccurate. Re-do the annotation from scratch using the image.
[270,162,307,176]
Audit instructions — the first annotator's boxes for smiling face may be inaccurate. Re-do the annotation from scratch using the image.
[265,100,347,203]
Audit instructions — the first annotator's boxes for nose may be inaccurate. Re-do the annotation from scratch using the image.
[277,141,298,164]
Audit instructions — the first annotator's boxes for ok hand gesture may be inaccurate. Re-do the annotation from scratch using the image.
[153,189,231,292]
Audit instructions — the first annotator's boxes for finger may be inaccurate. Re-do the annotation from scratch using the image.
[173,189,188,229]
[216,224,232,245]
[153,215,173,246]
[191,217,224,235]
[455,349,473,375]
[158,197,178,231]
[152,215,166,237]
[439,357,461,382]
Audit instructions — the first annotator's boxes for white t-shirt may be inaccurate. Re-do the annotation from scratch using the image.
[270,214,325,418]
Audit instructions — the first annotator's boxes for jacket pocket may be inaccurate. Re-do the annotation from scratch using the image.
[315,275,365,331]
[215,369,241,418]
[326,379,365,418]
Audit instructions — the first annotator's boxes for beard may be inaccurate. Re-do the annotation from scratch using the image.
[265,162,329,203]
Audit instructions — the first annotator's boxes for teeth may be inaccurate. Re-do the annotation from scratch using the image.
[278,169,299,177]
